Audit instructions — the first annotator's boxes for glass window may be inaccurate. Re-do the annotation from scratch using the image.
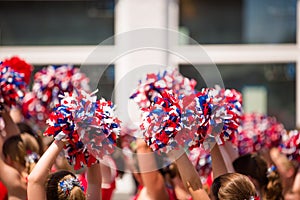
[0,0,114,45]
[179,63,296,129]
[179,0,296,44]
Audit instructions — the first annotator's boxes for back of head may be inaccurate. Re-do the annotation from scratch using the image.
[17,122,44,155]
[233,154,283,200]
[211,173,257,200]
[20,133,40,155]
[233,154,268,187]
[47,170,85,200]
[2,135,26,167]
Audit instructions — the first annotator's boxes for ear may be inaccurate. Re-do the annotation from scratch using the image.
[5,155,13,166]
[286,167,295,178]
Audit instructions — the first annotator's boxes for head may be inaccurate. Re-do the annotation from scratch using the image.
[46,170,85,200]
[270,147,297,180]
[17,122,44,155]
[2,135,26,169]
[233,154,283,200]
[233,154,268,188]
[211,173,257,200]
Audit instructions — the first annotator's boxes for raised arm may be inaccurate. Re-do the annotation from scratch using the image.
[0,135,27,200]
[211,144,228,179]
[136,139,169,200]
[86,163,102,200]
[27,140,65,200]
[168,148,210,200]
[1,106,20,139]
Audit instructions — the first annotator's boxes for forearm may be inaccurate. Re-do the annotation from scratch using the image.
[136,139,168,199]
[86,163,102,200]
[211,144,228,179]
[28,140,64,184]
[169,149,210,200]
[1,109,20,138]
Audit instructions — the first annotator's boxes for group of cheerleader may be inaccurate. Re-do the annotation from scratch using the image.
[0,56,299,200]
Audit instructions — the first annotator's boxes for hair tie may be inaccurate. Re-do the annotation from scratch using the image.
[59,177,84,196]
[267,165,277,177]
[249,195,260,200]
[25,152,40,163]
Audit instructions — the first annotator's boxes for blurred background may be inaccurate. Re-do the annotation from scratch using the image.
[0,1,298,198]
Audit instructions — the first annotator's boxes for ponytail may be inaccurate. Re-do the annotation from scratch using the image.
[263,166,283,200]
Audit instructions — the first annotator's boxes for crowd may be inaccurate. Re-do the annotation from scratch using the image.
[0,56,299,200]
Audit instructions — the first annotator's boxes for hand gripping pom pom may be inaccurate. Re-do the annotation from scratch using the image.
[119,124,138,149]
[140,90,182,152]
[130,68,196,108]
[0,65,27,108]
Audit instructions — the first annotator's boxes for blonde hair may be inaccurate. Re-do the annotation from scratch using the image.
[211,173,257,200]
[47,171,86,200]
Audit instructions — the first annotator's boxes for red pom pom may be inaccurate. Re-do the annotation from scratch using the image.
[237,113,286,155]
[0,66,27,108]
[2,56,33,84]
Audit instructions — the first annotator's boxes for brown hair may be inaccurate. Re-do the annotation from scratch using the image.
[18,122,44,155]
[46,170,85,200]
[211,173,257,200]
[233,154,283,200]
[3,134,38,174]
[2,135,26,167]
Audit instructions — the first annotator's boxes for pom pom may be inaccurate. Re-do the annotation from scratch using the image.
[0,65,27,108]
[22,92,49,127]
[237,113,286,155]
[130,68,196,108]
[64,142,98,170]
[187,86,242,150]
[2,56,33,84]
[30,65,90,126]
[140,90,182,152]
[188,147,212,182]
[279,130,300,162]
[45,90,121,168]
[32,65,90,107]
[85,97,121,159]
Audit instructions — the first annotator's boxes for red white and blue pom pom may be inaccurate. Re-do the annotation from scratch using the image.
[29,65,90,127]
[188,147,212,181]
[85,98,121,159]
[279,130,300,162]
[33,65,90,107]
[0,65,27,108]
[2,56,33,84]
[22,92,49,127]
[130,68,196,108]
[186,86,242,150]
[140,90,182,152]
[64,142,98,170]
[237,113,286,155]
[44,90,121,168]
